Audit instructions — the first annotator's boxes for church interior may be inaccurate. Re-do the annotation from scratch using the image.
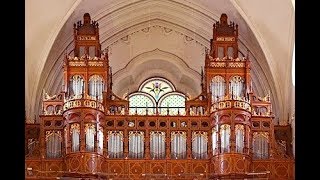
[25,0,295,179]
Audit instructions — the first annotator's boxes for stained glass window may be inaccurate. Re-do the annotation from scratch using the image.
[129,78,186,115]
[159,93,185,115]
[129,93,156,115]
[140,78,174,102]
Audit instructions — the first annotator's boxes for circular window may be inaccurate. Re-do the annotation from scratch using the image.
[117,121,124,127]
[181,121,187,127]
[149,121,156,127]
[128,121,135,127]
[46,105,54,114]
[191,121,197,127]
[262,122,270,128]
[252,122,260,128]
[201,122,208,127]
[107,121,114,126]
[55,120,62,126]
[139,121,145,127]
[55,105,62,113]
[160,122,166,127]
[45,121,51,126]
[170,122,176,127]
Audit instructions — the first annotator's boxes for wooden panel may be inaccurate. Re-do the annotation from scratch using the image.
[65,153,105,173]
[252,159,295,180]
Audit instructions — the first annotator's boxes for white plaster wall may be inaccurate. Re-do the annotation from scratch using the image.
[231,0,295,123]
[25,0,80,122]
[108,25,205,74]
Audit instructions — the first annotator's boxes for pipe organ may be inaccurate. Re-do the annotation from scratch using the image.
[25,13,294,179]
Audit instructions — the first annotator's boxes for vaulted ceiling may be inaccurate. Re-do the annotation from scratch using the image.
[25,0,295,124]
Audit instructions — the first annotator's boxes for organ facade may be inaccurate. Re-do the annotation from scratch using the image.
[25,13,294,179]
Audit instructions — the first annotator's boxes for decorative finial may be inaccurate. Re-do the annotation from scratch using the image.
[109,66,113,90]
[104,47,109,59]
[83,13,91,25]
[220,13,228,26]
[201,66,204,81]
[231,86,234,99]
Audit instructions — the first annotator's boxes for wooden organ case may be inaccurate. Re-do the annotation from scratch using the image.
[25,13,294,179]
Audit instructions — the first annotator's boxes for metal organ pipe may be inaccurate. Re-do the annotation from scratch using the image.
[119,133,122,157]
[137,133,139,158]
[116,134,119,158]
[108,132,111,157]
[76,77,79,97]
[115,132,118,157]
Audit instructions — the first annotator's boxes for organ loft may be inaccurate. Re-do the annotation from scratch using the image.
[25,13,294,179]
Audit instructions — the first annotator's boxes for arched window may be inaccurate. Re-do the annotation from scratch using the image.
[218,46,224,58]
[140,77,174,102]
[235,124,244,153]
[46,131,62,158]
[159,93,185,115]
[85,123,96,152]
[89,75,104,100]
[128,77,186,115]
[98,126,104,154]
[70,123,80,152]
[212,126,218,155]
[253,132,269,159]
[150,131,166,159]
[107,131,123,158]
[129,93,156,115]
[211,76,226,102]
[46,105,54,115]
[171,131,187,159]
[192,131,208,159]
[220,124,230,153]
[69,75,84,98]
[229,76,244,98]
[227,47,234,58]
[129,131,144,159]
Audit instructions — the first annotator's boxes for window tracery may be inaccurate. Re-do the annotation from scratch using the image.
[129,78,186,115]
[211,76,226,102]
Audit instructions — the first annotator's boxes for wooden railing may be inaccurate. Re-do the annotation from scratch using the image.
[63,98,104,112]
[210,99,251,113]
